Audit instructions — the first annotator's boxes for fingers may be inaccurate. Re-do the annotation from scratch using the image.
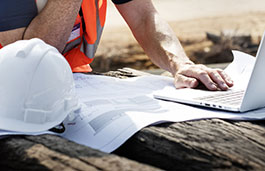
[216,69,234,87]
[208,70,229,90]
[174,64,234,91]
[174,74,198,89]
[194,69,220,90]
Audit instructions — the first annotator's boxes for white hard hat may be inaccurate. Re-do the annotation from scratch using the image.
[0,38,79,132]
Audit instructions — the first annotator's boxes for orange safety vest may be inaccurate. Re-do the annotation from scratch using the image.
[0,0,107,72]
[63,0,107,72]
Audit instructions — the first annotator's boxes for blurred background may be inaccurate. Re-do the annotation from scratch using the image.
[91,0,265,73]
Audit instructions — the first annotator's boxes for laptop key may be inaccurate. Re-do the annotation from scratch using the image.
[194,90,245,106]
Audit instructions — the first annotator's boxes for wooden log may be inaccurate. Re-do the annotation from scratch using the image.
[114,119,265,170]
[0,134,160,170]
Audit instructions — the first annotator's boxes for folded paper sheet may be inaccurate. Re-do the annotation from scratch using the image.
[1,50,264,153]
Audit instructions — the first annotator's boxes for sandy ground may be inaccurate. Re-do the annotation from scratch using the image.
[103,0,265,37]
[92,0,265,71]
[105,0,265,28]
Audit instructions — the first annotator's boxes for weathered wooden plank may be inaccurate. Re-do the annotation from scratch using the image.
[114,119,265,170]
[0,134,160,170]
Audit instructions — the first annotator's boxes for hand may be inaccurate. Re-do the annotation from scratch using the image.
[173,63,234,91]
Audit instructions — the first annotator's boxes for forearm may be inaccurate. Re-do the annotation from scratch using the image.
[125,9,192,76]
[23,0,82,53]
[116,0,233,90]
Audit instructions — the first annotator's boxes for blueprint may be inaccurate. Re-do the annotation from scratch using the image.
[0,50,264,153]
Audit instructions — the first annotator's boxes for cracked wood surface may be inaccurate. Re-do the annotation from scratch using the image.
[0,134,159,170]
[115,119,265,170]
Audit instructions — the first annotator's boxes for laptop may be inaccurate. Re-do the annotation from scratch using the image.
[154,32,265,112]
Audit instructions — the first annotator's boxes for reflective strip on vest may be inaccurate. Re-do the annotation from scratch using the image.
[81,0,104,59]
[64,0,105,59]
[63,37,82,55]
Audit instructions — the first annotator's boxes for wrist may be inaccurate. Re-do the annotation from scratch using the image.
[169,56,194,76]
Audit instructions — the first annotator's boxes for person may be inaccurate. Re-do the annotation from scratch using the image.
[0,0,233,90]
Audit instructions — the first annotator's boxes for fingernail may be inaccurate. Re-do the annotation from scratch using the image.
[191,80,197,86]
[222,83,229,89]
[228,79,233,84]
[211,84,217,89]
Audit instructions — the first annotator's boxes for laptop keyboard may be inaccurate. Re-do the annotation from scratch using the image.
[194,90,245,106]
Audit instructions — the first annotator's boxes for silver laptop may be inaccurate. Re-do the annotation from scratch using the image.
[154,32,265,112]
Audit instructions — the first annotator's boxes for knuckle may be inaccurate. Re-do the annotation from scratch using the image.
[211,72,221,79]
[184,79,192,84]
[217,69,227,76]
[183,80,195,88]
[209,70,216,76]
[198,71,208,77]
[216,68,223,72]
[197,64,205,68]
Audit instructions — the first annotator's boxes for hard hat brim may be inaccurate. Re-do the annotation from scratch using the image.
[0,111,67,133]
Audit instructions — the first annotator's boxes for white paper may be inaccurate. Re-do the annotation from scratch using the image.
[225,50,256,89]
[0,50,264,153]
